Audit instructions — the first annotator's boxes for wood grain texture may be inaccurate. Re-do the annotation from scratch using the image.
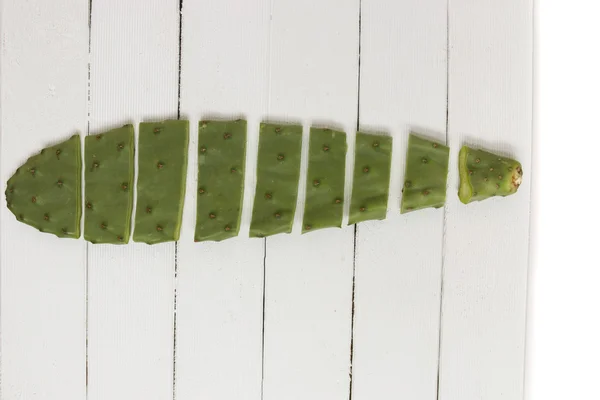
[438,1,533,399]
[351,0,448,399]
[0,0,88,398]
[87,1,180,399]
[174,0,270,399]
[262,1,359,399]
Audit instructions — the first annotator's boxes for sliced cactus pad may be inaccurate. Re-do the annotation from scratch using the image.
[302,127,347,233]
[5,135,82,238]
[348,132,393,225]
[4,119,527,244]
[133,120,189,244]
[249,122,303,238]
[458,145,523,204]
[84,125,135,244]
[195,119,247,242]
[400,134,449,214]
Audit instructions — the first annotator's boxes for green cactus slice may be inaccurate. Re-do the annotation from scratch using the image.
[5,134,82,238]
[133,120,189,244]
[348,132,393,225]
[84,125,135,244]
[458,145,523,204]
[249,122,303,238]
[302,127,347,233]
[195,119,247,242]
[400,134,450,214]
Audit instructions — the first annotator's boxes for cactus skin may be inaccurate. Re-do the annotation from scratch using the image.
[195,119,247,242]
[249,122,302,238]
[5,135,82,238]
[400,134,449,214]
[302,127,347,233]
[458,145,523,204]
[133,120,189,244]
[348,132,392,225]
[84,125,135,244]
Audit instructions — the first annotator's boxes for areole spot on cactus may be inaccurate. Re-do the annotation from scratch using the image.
[5,134,82,239]
[133,120,189,244]
[302,127,347,234]
[84,125,134,244]
[195,119,247,243]
[458,145,523,204]
[250,122,302,238]
[400,134,450,214]
[348,132,392,225]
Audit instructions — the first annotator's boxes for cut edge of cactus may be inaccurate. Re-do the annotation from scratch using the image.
[458,145,473,204]
[73,134,82,238]
[173,122,189,242]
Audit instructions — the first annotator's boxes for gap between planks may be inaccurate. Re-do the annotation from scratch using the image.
[435,0,451,398]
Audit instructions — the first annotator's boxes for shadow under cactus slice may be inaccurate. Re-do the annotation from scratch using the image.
[458,145,523,204]
[84,125,135,244]
[302,127,347,233]
[401,134,450,214]
[249,122,303,238]
[133,120,189,244]
[195,119,247,242]
[5,135,82,238]
[348,132,392,225]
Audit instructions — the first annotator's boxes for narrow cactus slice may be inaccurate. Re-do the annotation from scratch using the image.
[400,134,450,213]
[302,127,347,233]
[84,125,135,244]
[195,119,247,242]
[5,135,82,238]
[133,120,189,244]
[458,145,523,204]
[348,132,393,224]
[249,122,303,238]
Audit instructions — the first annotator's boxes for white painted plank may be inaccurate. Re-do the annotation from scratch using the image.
[0,0,88,399]
[175,0,270,399]
[351,0,447,398]
[87,1,180,399]
[439,1,532,399]
[262,1,359,399]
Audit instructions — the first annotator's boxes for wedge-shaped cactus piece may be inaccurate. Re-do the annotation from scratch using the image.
[458,145,523,204]
[348,132,392,224]
[400,134,449,213]
[133,120,189,244]
[302,127,347,233]
[5,135,81,238]
[250,122,302,238]
[84,125,135,244]
[195,119,247,242]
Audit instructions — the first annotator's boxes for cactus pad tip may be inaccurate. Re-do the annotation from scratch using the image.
[458,145,523,204]
[5,134,82,238]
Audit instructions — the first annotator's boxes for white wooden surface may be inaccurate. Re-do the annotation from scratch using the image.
[439,1,533,399]
[351,0,447,398]
[0,1,532,399]
[176,0,269,398]
[86,1,181,400]
[261,1,359,399]
[0,1,88,399]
